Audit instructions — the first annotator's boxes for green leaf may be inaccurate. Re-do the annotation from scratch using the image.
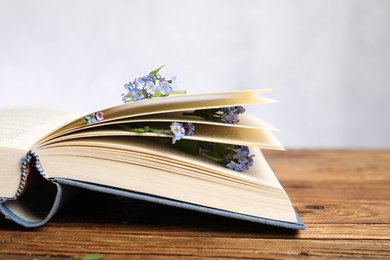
[119,124,145,133]
[206,149,227,162]
[153,91,163,98]
[170,139,200,155]
[149,65,165,76]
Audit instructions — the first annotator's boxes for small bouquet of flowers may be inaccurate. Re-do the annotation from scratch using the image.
[121,65,185,102]
[85,66,255,173]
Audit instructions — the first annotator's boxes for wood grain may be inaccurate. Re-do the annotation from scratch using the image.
[1,150,389,259]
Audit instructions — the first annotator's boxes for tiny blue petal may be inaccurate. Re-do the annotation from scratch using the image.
[233,148,249,162]
[170,122,185,144]
[240,146,250,152]
[226,160,242,172]
[222,111,239,124]
[159,81,171,95]
[124,82,133,91]
[145,81,157,94]
[133,79,142,88]
[131,88,145,101]
[236,106,246,114]
[170,76,178,89]
[240,163,249,171]
[247,154,255,166]
[84,111,103,125]
[147,74,156,81]
[186,123,195,136]
[138,76,150,86]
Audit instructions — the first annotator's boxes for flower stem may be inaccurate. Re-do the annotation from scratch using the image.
[171,90,187,95]
[148,127,171,135]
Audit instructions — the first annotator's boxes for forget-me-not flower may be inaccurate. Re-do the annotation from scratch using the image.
[159,81,171,95]
[233,148,249,162]
[131,87,145,101]
[222,111,239,124]
[186,123,195,136]
[170,122,185,144]
[138,76,150,86]
[124,82,133,91]
[226,161,242,172]
[84,111,104,124]
[122,66,182,103]
[145,81,157,95]
[170,76,178,89]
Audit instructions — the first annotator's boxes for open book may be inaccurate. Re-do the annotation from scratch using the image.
[0,89,304,229]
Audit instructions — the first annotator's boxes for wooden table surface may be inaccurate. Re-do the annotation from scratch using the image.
[1,150,389,259]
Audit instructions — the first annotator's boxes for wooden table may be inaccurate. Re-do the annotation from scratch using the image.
[1,150,389,259]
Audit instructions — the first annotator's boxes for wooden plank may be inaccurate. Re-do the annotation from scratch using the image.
[1,233,389,258]
[294,200,390,224]
[283,182,390,200]
[264,150,390,181]
[0,223,389,242]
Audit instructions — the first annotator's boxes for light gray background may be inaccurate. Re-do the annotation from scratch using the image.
[0,0,389,148]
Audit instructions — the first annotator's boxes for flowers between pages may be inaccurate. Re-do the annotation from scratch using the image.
[84,66,255,173]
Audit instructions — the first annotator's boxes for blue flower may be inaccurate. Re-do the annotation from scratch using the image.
[236,106,246,114]
[227,146,254,172]
[222,111,239,124]
[186,122,195,136]
[159,81,171,95]
[233,148,249,162]
[133,78,143,88]
[131,87,145,101]
[84,111,104,124]
[122,67,182,103]
[147,74,156,81]
[219,108,229,114]
[84,114,95,124]
[246,154,255,166]
[240,162,249,171]
[240,146,250,152]
[145,81,157,95]
[170,76,178,89]
[170,122,185,144]
[121,93,127,103]
[138,76,150,86]
[224,106,245,114]
[124,82,133,91]
[226,161,242,172]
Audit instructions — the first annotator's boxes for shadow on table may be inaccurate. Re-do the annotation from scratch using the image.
[1,189,300,237]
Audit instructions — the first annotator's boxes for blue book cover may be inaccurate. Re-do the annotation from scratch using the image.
[0,176,305,230]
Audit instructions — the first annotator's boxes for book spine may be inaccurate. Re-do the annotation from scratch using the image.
[0,150,78,227]
[14,150,48,199]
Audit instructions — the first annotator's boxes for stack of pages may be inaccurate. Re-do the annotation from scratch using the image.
[0,89,304,229]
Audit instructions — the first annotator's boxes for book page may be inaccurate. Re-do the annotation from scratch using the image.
[63,112,279,134]
[42,89,275,142]
[39,136,283,188]
[40,112,280,148]
[0,108,81,150]
[36,137,296,222]
[104,89,274,121]
[37,124,284,150]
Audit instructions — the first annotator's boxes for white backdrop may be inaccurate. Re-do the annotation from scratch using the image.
[0,0,389,148]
